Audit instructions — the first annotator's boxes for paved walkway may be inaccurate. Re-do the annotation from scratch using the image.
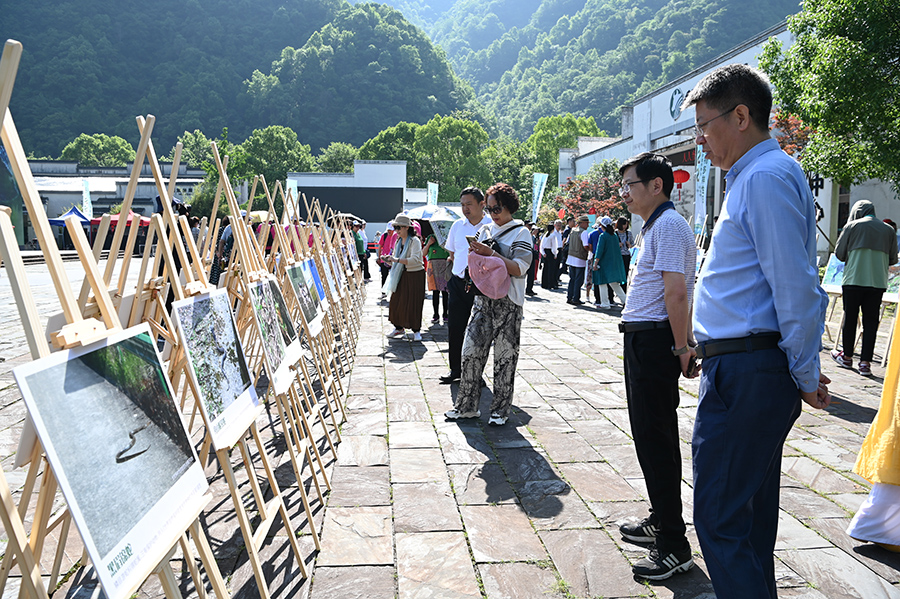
[1,261,899,598]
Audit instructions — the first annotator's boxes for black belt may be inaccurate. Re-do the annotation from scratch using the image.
[695,333,780,359]
[618,320,669,333]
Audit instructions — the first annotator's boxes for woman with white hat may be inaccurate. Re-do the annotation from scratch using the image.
[382,213,426,341]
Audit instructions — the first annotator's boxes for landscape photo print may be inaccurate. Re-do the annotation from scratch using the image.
[13,325,208,599]
[172,288,261,451]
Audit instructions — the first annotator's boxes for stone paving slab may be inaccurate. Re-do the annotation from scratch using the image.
[447,463,518,505]
[316,506,393,566]
[458,504,547,563]
[389,448,447,483]
[541,528,650,598]
[336,435,389,466]
[396,531,480,599]
[309,565,396,599]
[393,481,462,533]
[477,562,566,599]
[326,465,391,507]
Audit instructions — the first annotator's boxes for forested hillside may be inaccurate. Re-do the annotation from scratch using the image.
[3,0,801,159]
[244,3,486,149]
[0,0,480,157]
[382,0,803,137]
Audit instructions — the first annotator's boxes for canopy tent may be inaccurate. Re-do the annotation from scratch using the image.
[48,205,91,228]
[90,211,151,227]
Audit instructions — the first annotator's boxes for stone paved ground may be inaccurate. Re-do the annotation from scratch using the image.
[1,261,900,598]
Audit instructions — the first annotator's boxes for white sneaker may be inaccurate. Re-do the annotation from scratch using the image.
[488,413,508,426]
[387,328,404,338]
[412,332,422,341]
[445,408,480,420]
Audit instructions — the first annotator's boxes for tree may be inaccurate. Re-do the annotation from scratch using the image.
[60,133,135,167]
[759,0,900,190]
[316,142,358,173]
[549,160,625,222]
[239,125,315,214]
[772,111,812,159]
[359,122,420,164]
[169,130,213,169]
[525,114,604,189]
[412,114,491,201]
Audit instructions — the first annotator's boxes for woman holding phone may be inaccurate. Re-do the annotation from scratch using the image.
[444,183,533,426]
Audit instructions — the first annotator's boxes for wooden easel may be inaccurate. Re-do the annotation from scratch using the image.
[258,179,346,440]
[0,39,227,599]
[203,142,328,596]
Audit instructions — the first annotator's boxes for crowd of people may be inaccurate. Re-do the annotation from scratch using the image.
[350,63,900,598]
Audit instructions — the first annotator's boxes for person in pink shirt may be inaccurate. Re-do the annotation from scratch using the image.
[377,229,398,294]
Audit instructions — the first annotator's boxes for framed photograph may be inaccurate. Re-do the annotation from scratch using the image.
[248,278,303,395]
[286,264,318,327]
[304,258,326,305]
[321,253,341,303]
[821,254,844,294]
[884,264,900,304]
[13,325,208,599]
[330,252,347,291]
[172,289,261,451]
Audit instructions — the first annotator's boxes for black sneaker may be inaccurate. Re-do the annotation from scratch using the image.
[631,544,693,580]
[619,517,659,543]
[439,372,460,384]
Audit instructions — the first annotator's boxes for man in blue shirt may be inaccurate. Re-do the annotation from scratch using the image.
[682,64,831,599]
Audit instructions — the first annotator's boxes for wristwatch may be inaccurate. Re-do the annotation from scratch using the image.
[671,345,689,356]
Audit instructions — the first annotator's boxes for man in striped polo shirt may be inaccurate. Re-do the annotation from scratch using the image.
[617,152,697,580]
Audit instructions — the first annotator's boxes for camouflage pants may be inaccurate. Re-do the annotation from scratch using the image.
[455,296,523,417]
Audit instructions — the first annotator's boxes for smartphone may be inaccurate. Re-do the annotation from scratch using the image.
[686,355,700,378]
[465,235,477,244]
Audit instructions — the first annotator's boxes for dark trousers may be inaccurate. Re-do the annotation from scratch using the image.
[623,328,688,554]
[380,263,390,286]
[693,347,801,599]
[447,275,475,375]
[841,285,884,362]
[525,249,538,293]
[567,265,585,301]
[359,253,370,279]
[432,291,448,319]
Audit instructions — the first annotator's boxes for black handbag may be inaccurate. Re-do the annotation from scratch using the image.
[464,224,523,296]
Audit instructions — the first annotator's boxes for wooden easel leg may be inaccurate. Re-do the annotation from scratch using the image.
[250,423,321,553]
[189,518,230,599]
[154,554,184,599]
[286,386,329,497]
[215,447,272,599]
[178,533,208,599]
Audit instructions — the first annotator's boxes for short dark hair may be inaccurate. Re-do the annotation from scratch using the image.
[545,223,555,233]
[619,152,674,199]
[460,186,485,203]
[681,63,772,133]
[486,182,519,214]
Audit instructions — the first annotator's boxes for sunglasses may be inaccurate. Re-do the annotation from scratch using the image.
[485,204,504,215]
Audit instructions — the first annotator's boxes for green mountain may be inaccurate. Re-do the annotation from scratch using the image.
[376,0,802,137]
[2,0,803,158]
[244,3,485,150]
[0,0,480,157]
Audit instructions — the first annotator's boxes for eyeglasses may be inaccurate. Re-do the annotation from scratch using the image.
[692,105,739,138]
[619,179,649,197]
[485,204,504,215]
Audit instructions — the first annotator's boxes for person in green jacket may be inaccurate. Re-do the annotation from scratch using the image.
[590,216,628,309]
[831,200,899,376]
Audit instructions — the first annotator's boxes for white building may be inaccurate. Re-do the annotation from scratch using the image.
[560,21,897,259]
